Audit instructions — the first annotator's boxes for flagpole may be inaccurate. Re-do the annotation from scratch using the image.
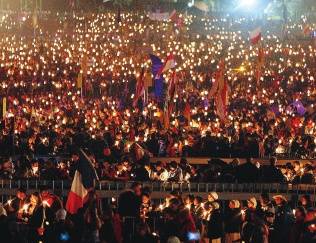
[79,148,99,181]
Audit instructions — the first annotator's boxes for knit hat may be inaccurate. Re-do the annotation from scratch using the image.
[247,197,257,208]
[211,202,220,210]
[208,192,218,202]
[167,236,181,243]
[272,195,287,202]
[232,200,240,208]
[56,208,67,221]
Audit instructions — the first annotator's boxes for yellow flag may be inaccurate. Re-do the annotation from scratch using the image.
[2,97,6,119]
[77,73,83,89]
[81,54,88,76]
[33,11,38,29]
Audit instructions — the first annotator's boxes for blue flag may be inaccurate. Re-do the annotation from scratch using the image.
[149,54,164,99]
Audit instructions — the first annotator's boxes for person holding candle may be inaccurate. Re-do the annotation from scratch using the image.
[224,200,242,243]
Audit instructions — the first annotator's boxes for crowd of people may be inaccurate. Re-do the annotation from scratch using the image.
[0,10,314,182]
[1,183,316,242]
[1,149,316,185]
[0,10,315,163]
[0,6,315,242]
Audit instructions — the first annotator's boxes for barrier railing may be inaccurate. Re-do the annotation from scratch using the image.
[1,179,316,195]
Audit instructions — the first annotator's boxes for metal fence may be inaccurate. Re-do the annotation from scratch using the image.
[1,179,316,196]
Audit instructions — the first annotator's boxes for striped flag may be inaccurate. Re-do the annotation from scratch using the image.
[169,10,184,28]
[209,60,229,121]
[66,149,98,214]
[250,27,262,45]
[159,54,176,77]
[183,102,191,122]
[168,71,177,102]
[133,67,145,107]
[303,23,311,36]
[194,1,209,12]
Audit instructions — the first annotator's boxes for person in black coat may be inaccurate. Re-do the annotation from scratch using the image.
[272,195,295,243]
[134,161,150,182]
[259,157,285,183]
[300,165,315,184]
[207,202,224,242]
[131,222,158,243]
[224,200,242,243]
[235,158,259,183]
[118,182,142,218]
[118,182,142,243]
[44,209,75,243]
[0,205,10,242]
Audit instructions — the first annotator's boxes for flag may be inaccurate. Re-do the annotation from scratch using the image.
[168,71,177,102]
[216,80,229,121]
[250,27,262,45]
[272,74,282,90]
[255,47,265,83]
[2,97,6,119]
[149,54,163,76]
[194,1,209,12]
[169,10,184,28]
[183,102,191,122]
[154,76,164,100]
[208,60,229,121]
[134,143,145,161]
[81,54,88,77]
[77,73,83,89]
[149,54,164,99]
[66,149,98,214]
[32,11,38,29]
[160,54,176,75]
[258,47,265,65]
[133,68,145,107]
[116,8,121,24]
[303,23,311,36]
[163,103,170,129]
[148,11,170,21]
[287,100,306,116]
[69,0,75,8]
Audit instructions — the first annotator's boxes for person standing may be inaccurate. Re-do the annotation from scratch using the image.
[224,200,242,243]
[118,182,142,243]
[289,206,306,243]
[272,195,295,243]
[235,158,260,183]
[207,202,223,243]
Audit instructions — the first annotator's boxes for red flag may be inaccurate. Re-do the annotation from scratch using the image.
[303,23,311,36]
[69,0,75,9]
[170,10,184,28]
[168,71,177,102]
[209,60,229,121]
[216,80,229,121]
[156,54,176,78]
[133,68,145,107]
[164,104,171,129]
[250,27,262,45]
[183,102,191,122]
[255,47,265,83]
